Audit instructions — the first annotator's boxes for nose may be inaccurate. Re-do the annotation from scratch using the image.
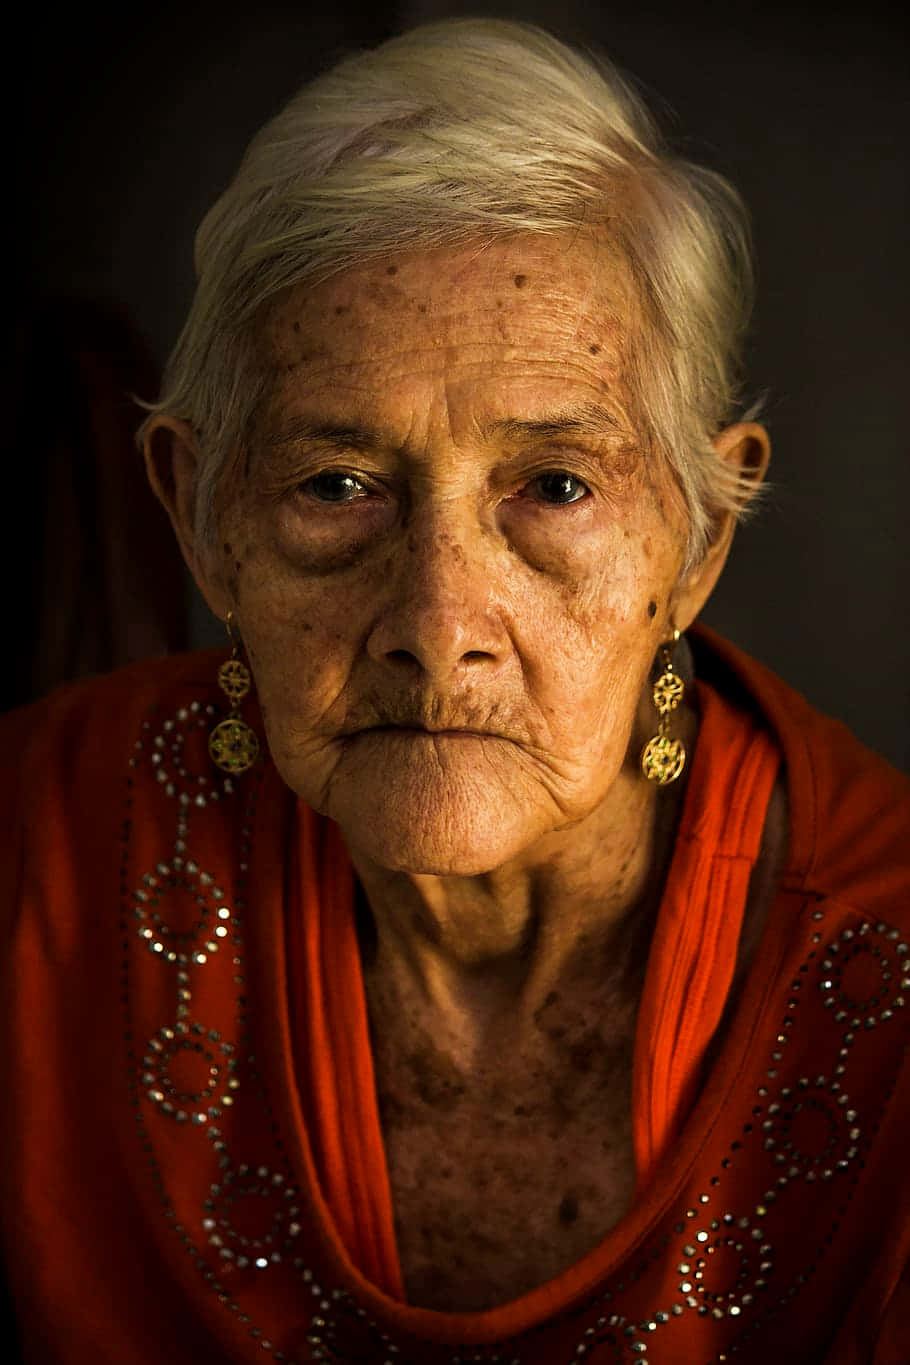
[366,517,510,683]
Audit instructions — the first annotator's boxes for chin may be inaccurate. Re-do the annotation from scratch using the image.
[326,763,549,877]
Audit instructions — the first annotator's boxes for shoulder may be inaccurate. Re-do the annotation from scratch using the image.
[2,649,228,771]
[1,650,234,889]
[690,623,910,925]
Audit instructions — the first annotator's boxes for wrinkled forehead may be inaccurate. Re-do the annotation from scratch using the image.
[254,234,639,435]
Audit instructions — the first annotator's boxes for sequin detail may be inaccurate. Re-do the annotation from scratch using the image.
[122,697,909,1362]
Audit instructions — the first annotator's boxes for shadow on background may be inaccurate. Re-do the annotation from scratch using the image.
[12,0,909,768]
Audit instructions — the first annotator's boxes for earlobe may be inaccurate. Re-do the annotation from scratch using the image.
[143,417,200,559]
[669,421,771,634]
[142,417,229,620]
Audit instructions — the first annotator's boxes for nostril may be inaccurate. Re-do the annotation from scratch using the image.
[386,649,420,666]
[463,650,494,663]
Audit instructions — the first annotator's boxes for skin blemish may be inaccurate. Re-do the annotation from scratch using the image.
[513,273,528,289]
[589,343,601,355]
[417,303,427,313]
[532,989,560,1027]
[386,264,398,275]
[408,1046,466,1113]
[558,1193,579,1226]
[568,1032,599,1073]
[222,542,232,556]
[648,600,658,618]
[292,320,301,333]
[334,304,348,316]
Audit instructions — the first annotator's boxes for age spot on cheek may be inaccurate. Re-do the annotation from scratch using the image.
[513,274,528,289]
[589,343,601,355]
[647,600,658,618]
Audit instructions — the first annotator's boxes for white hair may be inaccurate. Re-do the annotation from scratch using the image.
[139,17,764,565]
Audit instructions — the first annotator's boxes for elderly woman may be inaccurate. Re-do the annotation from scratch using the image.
[2,18,908,1365]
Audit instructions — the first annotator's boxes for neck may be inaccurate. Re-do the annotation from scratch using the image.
[345,703,696,1049]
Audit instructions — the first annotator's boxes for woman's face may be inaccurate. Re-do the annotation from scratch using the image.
[188,237,723,875]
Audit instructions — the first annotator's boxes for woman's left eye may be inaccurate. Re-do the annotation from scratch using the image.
[301,471,369,503]
[527,471,590,505]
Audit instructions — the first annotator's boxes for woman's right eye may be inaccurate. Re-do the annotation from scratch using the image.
[301,471,369,503]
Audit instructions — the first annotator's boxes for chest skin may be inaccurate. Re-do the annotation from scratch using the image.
[371,983,640,1312]
[361,781,788,1313]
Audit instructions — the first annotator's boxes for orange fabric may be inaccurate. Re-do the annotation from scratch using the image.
[286,681,779,1300]
[632,680,780,1186]
[287,810,405,1299]
[2,625,910,1364]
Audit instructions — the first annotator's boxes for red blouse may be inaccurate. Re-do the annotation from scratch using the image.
[2,625,909,1363]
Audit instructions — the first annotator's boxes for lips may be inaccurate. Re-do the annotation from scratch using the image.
[362,724,492,737]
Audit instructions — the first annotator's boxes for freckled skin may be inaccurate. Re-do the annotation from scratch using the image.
[201,237,712,886]
[147,234,766,1308]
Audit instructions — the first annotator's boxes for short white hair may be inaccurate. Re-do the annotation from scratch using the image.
[139,17,763,565]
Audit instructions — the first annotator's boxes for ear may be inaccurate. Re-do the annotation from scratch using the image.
[142,416,232,621]
[670,421,771,631]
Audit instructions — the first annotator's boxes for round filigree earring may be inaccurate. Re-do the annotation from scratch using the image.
[641,627,686,786]
[208,612,261,775]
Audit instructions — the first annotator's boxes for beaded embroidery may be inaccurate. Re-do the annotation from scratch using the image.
[121,686,910,1363]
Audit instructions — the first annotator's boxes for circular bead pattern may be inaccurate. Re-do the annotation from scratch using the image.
[818,924,908,1026]
[761,1079,860,1180]
[203,1163,303,1269]
[673,1216,774,1319]
[143,1024,239,1123]
[123,695,909,1363]
[133,862,235,964]
[131,704,237,806]
[209,718,260,774]
[641,734,686,785]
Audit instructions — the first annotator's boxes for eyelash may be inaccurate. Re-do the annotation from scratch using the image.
[298,468,592,507]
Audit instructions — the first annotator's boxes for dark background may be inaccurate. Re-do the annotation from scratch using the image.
[11,0,909,769]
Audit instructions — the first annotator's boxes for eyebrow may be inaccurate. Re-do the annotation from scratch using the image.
[265,400,623,453]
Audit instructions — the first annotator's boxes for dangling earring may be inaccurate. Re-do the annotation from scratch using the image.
[208,611,261,775]
[641,627,686,786]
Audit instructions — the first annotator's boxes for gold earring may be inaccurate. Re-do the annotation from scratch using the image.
[641,627,686,786]
[208,612,261,775]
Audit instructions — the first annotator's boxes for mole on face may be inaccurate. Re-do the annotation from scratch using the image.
[223,542,233,556]
[557,1193,579,1226]
[334,304,348,316]
[386,264,398,276]
[292,320,301,333]
[647,600,658,618]
[513,273,528,289]
[589,343,601,355]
